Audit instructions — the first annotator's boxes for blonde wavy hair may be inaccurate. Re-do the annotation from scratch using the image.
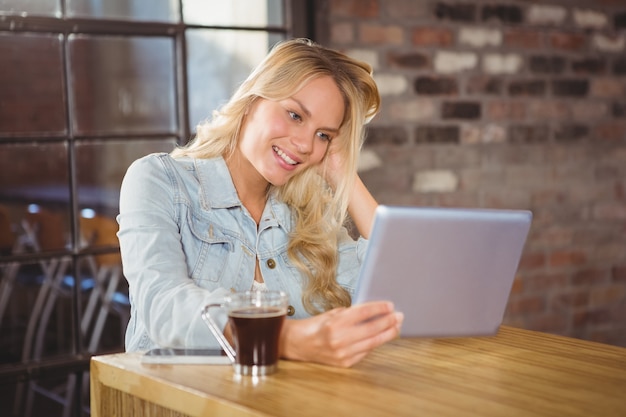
[172,38,380,315]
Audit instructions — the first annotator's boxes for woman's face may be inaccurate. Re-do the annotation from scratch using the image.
[237,75,345,187]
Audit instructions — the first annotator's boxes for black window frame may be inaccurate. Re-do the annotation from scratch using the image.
[0,1,312,415]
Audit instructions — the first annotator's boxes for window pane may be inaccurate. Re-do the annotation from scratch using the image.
[0,143,70,254]
[68,35,177,136]
[75,139,176,221]
[186,30,284,131]
[0,33,66,136]
[0,0,60,16]
[67,0,179,22]
[183,0,284,27]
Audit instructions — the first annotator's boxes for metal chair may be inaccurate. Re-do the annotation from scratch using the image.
[78,210,129,353]
[12,206,129,417]
[10,205,74,417]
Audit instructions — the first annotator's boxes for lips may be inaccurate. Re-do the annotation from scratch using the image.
[272,145,298,165]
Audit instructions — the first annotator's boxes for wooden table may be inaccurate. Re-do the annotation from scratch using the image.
[90,326,626,417]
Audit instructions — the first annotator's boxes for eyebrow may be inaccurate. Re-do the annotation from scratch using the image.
[291,98,340,134]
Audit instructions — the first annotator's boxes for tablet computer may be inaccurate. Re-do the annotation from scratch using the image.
[354,205,532,338]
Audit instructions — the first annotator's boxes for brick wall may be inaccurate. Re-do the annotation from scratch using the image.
[317,0,626,347]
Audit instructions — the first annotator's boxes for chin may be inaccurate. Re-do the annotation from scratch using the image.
[269,179,288,187]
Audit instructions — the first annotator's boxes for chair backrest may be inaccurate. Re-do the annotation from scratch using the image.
[79,214,121,266]
[22,205,67,252]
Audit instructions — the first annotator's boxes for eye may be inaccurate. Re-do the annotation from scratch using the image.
[288,111,301,122]
[316,131,332,142]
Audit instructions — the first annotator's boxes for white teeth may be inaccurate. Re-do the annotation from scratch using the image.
[273,146,297,165]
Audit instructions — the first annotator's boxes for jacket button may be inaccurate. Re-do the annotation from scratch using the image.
[287,305,295,316]
[266,259,276,269]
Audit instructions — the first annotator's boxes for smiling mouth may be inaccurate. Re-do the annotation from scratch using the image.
[272,146,298,165]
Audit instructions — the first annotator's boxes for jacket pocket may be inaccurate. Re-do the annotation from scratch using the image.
[187,214,234,283]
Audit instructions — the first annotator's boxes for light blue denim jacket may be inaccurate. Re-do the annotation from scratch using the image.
[117,153,368,351]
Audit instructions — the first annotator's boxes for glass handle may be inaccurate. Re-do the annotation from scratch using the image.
[201,303,236,363]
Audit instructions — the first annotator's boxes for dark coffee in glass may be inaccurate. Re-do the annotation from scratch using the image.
[202,291,288,376]
[229,307,285,368]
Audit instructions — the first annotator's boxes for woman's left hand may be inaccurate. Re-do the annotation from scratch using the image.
[278,301,404,368]
[318,141,345,191]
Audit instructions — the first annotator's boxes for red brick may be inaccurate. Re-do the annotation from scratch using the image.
[509,276,524,294]
[550,32,587,51]
[504,29,543,49]
[436,193,481,207]
[570,101,609,120]
[590,284,626,306]
[387,51,429,69]
[330,22,355,44]
[525,273,568,292]
[501,315,525,328]
[526,100,570,120]
[572,268,610,286]
[531,189,569,206]
[551,79,589,97]
[591,78,626,98]
[573,308,613,326]
[615,181,625,200]
[593,121,626,141]
[554,124,589,142]
[549,250,587,267]
[466,76,502,95]
[533,227,574,248]
[551,290,590,309]
[329,0,379,18]
[613,265,626,282]
[518,251,547,270]
[524,313,569,333]
[384,0,430,19]
[594,0,626,6]
[482,189,531,209]
[506,294,546,315]
[572,58,606,74]
[588,327,626,346]
[485,100,526,121]
[611,302,626,322]
[592,202,626,220]
[412,28,454,46]
[359,23,403,44]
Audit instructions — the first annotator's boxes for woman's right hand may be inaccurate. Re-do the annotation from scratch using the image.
[278,301,403,368]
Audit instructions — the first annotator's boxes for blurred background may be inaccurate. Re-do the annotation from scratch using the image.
[0,0,624,416]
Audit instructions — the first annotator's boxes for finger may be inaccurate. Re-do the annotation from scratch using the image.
[336,301,395,327]
[317,302,397,346]
[322,308,401,353]
[354,309,401,340]
[327,319,401,368]
[353,323,400,355]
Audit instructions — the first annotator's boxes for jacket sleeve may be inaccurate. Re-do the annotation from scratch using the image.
[335,228,369,297]
[117,154,228,350]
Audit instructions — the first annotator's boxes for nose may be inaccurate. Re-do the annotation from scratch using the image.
[290,128,314,154]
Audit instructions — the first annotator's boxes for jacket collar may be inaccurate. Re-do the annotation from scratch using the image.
[194,156,240,209]
[193,156,292,229]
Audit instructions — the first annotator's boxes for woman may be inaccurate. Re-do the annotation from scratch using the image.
[117,38,403,368]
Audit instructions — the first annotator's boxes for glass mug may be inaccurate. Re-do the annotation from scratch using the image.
[202,290,288,376]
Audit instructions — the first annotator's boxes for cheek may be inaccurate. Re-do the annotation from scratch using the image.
[311,143,330,164]
[246,103,283,135]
